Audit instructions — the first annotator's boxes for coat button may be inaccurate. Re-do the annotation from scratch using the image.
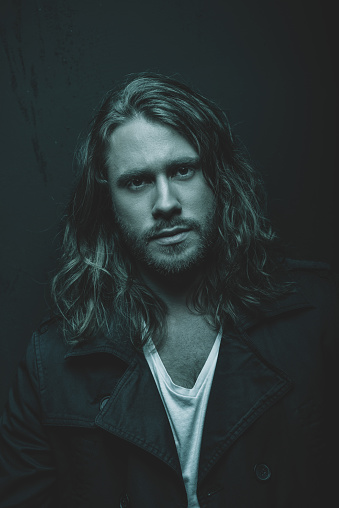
[99,396,110,411]
[254,463,271,481]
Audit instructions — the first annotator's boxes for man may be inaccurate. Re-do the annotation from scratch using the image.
[0,73,338,507]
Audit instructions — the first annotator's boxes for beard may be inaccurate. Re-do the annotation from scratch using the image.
[114,211,218,277]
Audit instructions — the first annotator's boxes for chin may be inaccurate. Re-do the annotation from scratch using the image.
[145,246,207,276]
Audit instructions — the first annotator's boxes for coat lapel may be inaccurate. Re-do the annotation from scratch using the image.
[95,353,182,476]
[65,323,181,476]
[198,330,293,482]
[198,284,314,483]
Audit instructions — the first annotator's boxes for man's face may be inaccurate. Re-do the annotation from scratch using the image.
[106,116,217,276]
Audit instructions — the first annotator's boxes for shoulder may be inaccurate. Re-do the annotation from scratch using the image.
[32,314,68,363]
[283,258,334,277]
[282,257,338,303]
[279,258,338,342]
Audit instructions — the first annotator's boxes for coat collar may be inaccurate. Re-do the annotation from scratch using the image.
[63,318,136,364]
[236,282,314,332]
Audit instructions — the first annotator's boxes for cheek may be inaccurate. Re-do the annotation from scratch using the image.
[112,195,149,231]
[189,182,216,214]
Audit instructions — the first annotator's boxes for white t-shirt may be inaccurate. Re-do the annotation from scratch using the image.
[144,330,222,508]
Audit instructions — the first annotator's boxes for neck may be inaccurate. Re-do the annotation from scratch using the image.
[137,263,203,313]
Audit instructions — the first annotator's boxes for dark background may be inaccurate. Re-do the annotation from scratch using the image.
[0,0,337,413]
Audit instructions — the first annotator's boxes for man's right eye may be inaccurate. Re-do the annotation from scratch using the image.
[127,178,148,190]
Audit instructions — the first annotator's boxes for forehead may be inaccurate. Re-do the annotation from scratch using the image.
[106,116,198,179]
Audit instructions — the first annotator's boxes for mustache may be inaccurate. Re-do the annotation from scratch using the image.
[145,218,201,241]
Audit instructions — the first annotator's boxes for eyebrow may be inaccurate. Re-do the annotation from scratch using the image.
[114,157,201,188]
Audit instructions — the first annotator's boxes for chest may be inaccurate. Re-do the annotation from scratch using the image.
[156,314,218,388]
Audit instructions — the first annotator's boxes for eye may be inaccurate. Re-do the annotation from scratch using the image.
[174,166,195,179]
[127,177,149,190]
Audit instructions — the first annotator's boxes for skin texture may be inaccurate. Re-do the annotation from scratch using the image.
[106,115,217,279]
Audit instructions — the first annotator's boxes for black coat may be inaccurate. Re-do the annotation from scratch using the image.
[0,261,338,508]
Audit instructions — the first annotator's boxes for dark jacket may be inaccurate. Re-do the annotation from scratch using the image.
[0,261,338,508]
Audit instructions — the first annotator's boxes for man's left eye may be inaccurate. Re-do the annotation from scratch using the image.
[175,167,194,178]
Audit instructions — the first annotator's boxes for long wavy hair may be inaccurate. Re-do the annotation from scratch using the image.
[51,72,291,347]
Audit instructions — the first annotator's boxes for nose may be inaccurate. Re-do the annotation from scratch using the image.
[152,177,181,219]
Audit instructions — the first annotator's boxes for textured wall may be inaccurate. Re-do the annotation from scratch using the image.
[0,0,337,411]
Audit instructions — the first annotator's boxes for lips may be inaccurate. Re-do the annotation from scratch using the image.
[152,227,190,240]
[151,227,191,245]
